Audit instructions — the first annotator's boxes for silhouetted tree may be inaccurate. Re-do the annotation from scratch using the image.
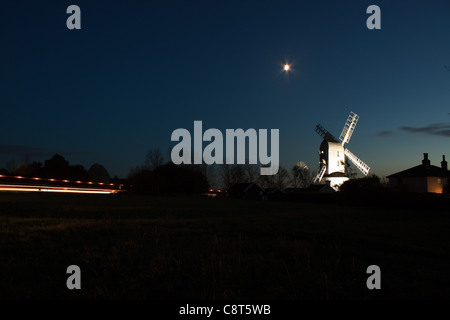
[273,166,289,190]
[289,163,313,188]
[66,164,88,181]
[5,159,18,174]
[40,154,90,181]
[88,163,110,183]
[199,163,218,189]
[231,165,246,184]
[14,161,42,177]
[340,174,388,193]
[244,163,260,182]
[145,148,165,170]
[258,165,275,188]
[42,154,70,179]
[128,163,208,195]
[219,163,233,190]
[128,167,153,193]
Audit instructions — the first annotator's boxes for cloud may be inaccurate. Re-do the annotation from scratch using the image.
[400,123,450,137]
[0,145,92,159]
[377,130,393,136]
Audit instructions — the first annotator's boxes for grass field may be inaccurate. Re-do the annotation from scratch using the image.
[1,192,449,300]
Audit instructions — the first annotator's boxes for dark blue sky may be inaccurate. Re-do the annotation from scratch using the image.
[1,0,449,178]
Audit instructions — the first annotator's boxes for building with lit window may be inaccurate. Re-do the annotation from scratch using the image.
[387,153,449,194]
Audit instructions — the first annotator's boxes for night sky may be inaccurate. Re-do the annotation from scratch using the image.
[1,0,449,179]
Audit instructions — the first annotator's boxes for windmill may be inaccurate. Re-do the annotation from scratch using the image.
[313,111,370,190]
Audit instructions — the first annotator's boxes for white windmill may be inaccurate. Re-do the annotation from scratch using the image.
[313,111,370,190]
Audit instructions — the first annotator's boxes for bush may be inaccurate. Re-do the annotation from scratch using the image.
[128,163,209,195]
[339,175,388,193]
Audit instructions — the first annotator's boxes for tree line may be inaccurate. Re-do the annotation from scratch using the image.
[0,154,111,183]
[127,149,314,194]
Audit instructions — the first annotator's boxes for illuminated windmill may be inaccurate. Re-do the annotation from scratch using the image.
[313,111,370,190]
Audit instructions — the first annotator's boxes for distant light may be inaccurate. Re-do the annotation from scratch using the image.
[284,64,290,71]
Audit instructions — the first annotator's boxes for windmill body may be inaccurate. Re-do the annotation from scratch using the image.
[314,112,370,190]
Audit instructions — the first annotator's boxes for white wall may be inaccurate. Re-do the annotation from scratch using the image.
[326,142,346,175]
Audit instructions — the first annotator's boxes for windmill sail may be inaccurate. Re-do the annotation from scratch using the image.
[313,165,327,183]
[315,124,338,142]
[339,112,359,145]
[344,148,370,176]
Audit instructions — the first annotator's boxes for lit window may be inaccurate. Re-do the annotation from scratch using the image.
[437,178,442,184]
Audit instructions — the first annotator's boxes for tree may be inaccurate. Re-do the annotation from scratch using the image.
[15,161,42,177]
[67,164,89,181]
[43,154,70,179]
[289,166,301,188]
[219,163,233,190]
[145,148,164,171]
[128,163,208,195]
[41,154,91,181]
[258,165,275,189]
[198,163,218,189]
[340,174,387,193]
[219,164,247,190]
[230,165,246,184]
[88,163,110,183]
[289,162,313,188]
[244,163,260,182]
[273,166,289,190]
[44,154,69,169]
[5,159,18,174]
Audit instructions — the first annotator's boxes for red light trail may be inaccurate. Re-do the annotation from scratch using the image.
[0,174,124,194]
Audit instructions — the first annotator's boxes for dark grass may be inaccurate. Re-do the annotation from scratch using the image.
[1,192,449,299]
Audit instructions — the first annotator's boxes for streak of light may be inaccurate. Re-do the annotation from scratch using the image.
[0,184,119,194]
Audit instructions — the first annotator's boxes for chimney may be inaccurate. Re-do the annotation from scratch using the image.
[422,153,430,166]
[442,155,448,172]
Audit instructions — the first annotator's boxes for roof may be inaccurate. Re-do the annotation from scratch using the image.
[284,188,304,193]
[265,187,284,194]
[228,182,263,194]
[305,184,336,193]
[387,164,449,179]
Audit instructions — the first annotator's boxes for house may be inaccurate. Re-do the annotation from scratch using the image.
[264,187,285,200]
[304,183,336,193]
[284,187,304,194]
[265,187,284,196]
[387,153,449,193]
[227,182,265,200]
